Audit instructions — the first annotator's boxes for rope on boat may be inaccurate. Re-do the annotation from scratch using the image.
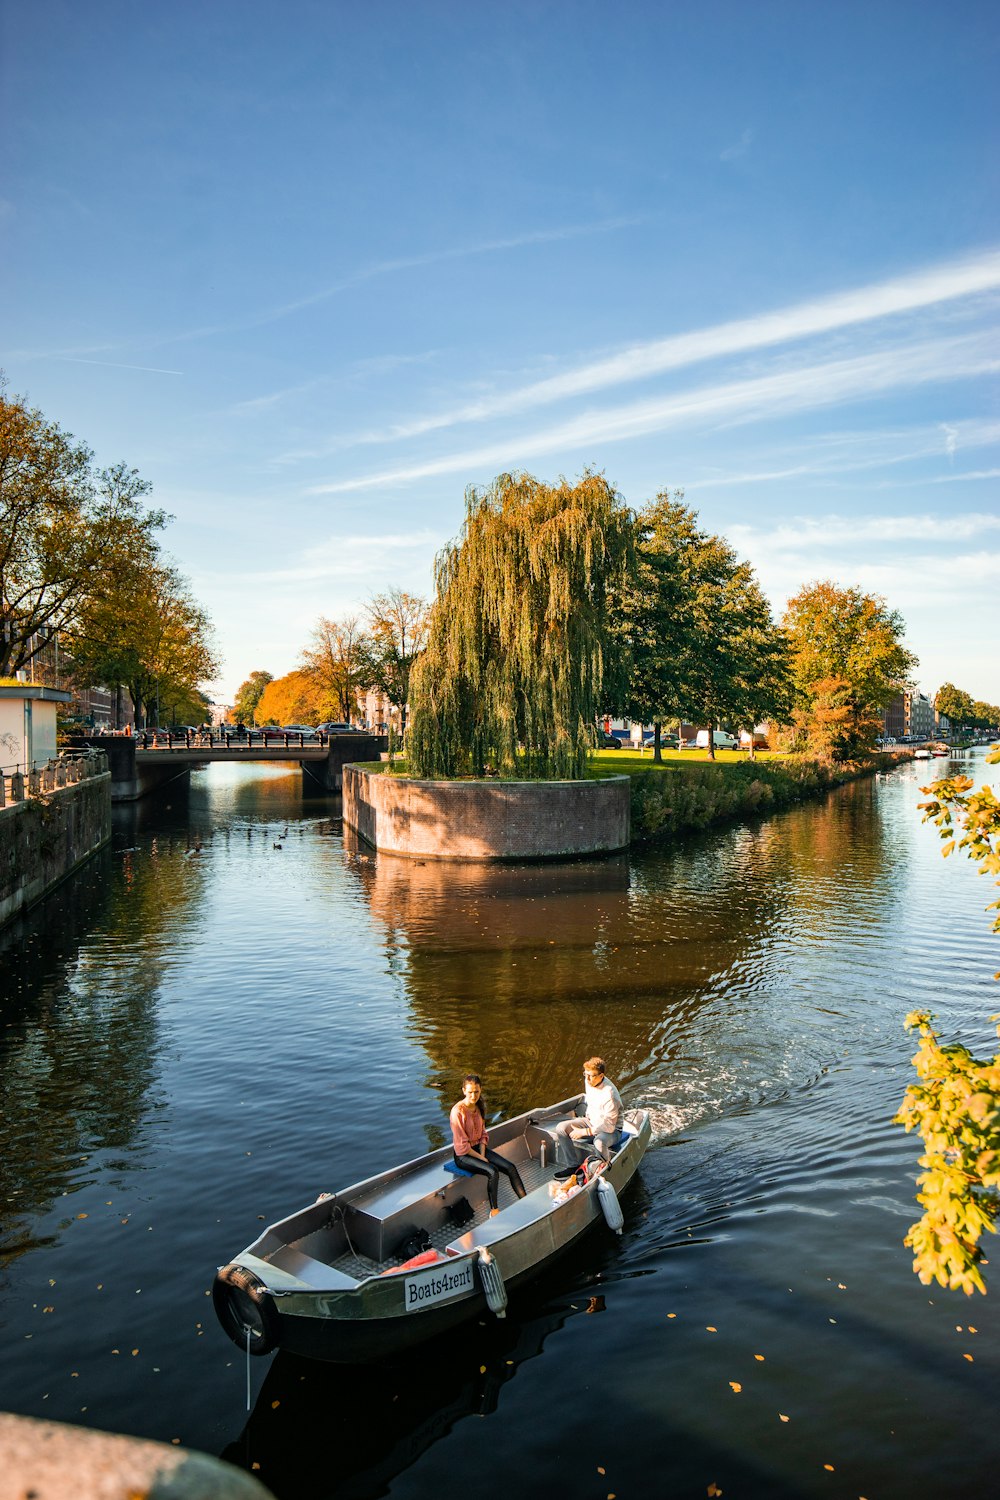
[597,1176,624,1234]
[330,1201,362,1264]
[477,1247,508,1318]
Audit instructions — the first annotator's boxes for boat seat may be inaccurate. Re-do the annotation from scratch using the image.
[265,1244,361,1291]
[443,1159,474,1178]
[445,1183,559,1255]
[538,1119,635,1159]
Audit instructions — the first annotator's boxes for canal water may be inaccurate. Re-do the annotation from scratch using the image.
[1,753,998,1499]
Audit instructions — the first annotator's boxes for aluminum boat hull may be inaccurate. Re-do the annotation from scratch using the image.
[214,1097,650,1363]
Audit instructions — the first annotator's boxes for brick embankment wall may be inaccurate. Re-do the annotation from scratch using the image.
[343,765,630,860]
[0,774,112,929]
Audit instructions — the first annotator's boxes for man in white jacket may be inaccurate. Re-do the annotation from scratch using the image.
[555,1057,624,1167]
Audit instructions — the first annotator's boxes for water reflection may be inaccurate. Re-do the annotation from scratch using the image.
[221,1238,624,1500]
[0,819,208,1269]
[346,782,897,1147]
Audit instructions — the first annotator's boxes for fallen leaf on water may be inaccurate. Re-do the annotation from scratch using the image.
[963,1354,974,1362]
[778,1414,789,1422]
[271,1400,280,1408]
[955,1325,963,1332]
[729,1382,742,1393]
[754,1354,765,1362]
[43,1306,53,1314]
[48,1280,56,1287]
[829,1318,837,1324]
[171,1438,180,1445]
[111,1349,119,1355]
[708,1485,722,1498]
[969,1326,978,1333]
[480,1364,486,1374]
[837,1283,846,1289]
[77,1213,87,1220]
[706,1326,717,1333]
[823,1463,834,1471]
[252,1462,261,1470]
[131,1349,139,1356]
[598,1466,605,1475]
[667,1313,676,1319]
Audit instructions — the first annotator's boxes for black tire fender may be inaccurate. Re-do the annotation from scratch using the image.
[212,1263,280,1356]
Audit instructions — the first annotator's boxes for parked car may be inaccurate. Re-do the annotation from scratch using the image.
[316,721,354,734]
[594,729,620,749]
[279,724,318,738]
[642,731,679,749]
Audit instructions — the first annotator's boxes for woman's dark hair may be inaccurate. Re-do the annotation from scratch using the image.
[463,1073,486,1119]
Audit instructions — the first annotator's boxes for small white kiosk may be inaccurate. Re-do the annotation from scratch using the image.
[0,685,71,776]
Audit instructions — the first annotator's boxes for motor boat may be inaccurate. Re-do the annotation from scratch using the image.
[213,1097,650,1363]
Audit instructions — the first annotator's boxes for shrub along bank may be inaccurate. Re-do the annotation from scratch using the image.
[603,751,913,844]
[354,750,914,848]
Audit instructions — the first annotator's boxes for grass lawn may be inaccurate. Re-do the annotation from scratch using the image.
[587,747,785,775]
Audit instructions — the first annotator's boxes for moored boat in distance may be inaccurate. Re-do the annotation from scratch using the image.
[213,1097,651,1362]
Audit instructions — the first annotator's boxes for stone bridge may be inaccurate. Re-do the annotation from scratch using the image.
[68,732,385,802]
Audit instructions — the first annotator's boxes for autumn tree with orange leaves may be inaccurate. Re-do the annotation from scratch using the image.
[781,581,916,762]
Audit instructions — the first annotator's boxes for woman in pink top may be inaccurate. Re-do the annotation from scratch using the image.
[450,1075,527,1216]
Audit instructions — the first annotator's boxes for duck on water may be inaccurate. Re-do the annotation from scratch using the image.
[213,1096,651,1363]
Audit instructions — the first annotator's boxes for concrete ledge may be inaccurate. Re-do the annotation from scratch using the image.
[0,1412,274,1500]
[343,764,630,860]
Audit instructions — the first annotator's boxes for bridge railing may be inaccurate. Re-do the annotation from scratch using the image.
[135,729,366,751]
[0,749,109,809]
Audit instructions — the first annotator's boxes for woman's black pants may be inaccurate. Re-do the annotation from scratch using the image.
[453,1149,527,1210]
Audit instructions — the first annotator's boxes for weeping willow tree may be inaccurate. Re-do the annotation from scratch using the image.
[408,471,633,779]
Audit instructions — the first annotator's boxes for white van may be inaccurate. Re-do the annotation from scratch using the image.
[696,729,739,750]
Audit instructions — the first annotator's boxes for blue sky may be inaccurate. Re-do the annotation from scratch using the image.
[3,0,998,704]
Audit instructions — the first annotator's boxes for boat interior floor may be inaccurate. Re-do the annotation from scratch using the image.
[327,1152,563,1281]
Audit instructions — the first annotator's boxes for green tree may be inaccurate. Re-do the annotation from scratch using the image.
[409,471,633,779]
[365,589,429,737]
[70,553,217,726]
[973,701,999,731]
[233,670,273,725]
[302,615,372,724]
[0,386,167,677]
[895,748,1000,1295]
[620,495,792,761]
[782,581,916,762]
[936,683,975,730]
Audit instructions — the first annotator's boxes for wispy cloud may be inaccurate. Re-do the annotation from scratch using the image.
[229,350,441,417]
[58,356,184,376]
[686,418,1000,490]
[340,246,1000,449]
[144,216,647,350]
[14,214,644,363]
[720,127,754,162]
[200,530,441,588]
[728,512,1000,552]
[308,330,1000,495]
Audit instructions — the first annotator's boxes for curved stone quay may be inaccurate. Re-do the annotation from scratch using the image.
[343,763,630,859]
